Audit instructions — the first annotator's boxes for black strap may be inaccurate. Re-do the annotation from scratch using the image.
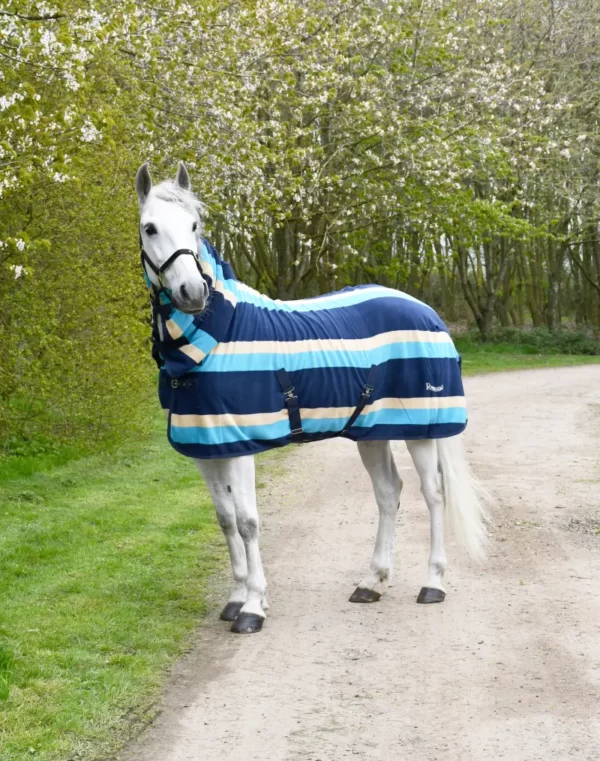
[276,369,305,443]
[158,248,198,275]
[341,364,378,434]
[151,338,164,369]
[276,364,379,444]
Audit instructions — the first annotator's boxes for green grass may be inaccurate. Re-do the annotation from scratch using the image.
[0,416,227,761]
[455,331,600,375]
[460,351,600,375]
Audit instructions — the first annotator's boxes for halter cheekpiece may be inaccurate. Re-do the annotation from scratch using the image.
[140,237,204,294]
[140,234,207,370]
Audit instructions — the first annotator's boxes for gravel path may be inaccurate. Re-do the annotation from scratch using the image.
[121,366,600,761]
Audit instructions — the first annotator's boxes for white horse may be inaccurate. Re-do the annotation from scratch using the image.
[136,162,488,634]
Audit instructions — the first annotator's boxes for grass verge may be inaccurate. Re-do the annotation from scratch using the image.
[0,416,226,761]
[455,332,600,375]
[459,351,600,376]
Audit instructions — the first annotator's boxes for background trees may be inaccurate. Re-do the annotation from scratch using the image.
[1,0,599,448]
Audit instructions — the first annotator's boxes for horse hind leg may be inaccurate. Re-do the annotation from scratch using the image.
[405,439,447,604]
[350,440,402,603]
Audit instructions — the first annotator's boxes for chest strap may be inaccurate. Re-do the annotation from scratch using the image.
[276,364,378,444]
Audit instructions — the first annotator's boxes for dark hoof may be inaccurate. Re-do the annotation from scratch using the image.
[219,601,244,621]
[349,587,381,603]
[230,612,265,634]
[417,587,446,604]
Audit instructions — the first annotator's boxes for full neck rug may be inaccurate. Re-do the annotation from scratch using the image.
[149,239,467,460]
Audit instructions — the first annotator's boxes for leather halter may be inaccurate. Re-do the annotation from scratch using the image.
[139,233,205,295]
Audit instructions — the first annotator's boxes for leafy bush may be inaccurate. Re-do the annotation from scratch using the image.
[0,152,155,456]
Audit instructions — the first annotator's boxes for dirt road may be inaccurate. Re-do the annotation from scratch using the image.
[122,366,600,761]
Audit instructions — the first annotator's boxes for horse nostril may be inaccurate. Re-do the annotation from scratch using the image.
[180,283,189,300]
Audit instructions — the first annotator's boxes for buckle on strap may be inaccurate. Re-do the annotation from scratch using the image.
[341,364,378,435]
[275,369,305,443]
[361,383,374,400]
[283,386,297,402]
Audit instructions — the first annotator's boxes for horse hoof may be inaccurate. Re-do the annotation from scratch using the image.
[349,587,381,603]
[230,612,265,634]
[417,587,446,604]
[220,601,244,621]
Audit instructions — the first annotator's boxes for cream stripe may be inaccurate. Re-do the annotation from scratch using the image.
[211,330,454,356]
[214,279,237,306]
[236,281,400,307]
[301,396,466,420]
[166,319,184,339]
[200,259,215,280]
[171,396,466,429]
[200,259,238,306]
[279,285,392,307]
[172,410,288,428]
[178,343,206,363]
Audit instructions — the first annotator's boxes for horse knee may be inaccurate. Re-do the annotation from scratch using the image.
[215,509,236,533]
[236,514,258,541]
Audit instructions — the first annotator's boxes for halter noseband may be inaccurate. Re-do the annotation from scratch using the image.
[140,237,205,294]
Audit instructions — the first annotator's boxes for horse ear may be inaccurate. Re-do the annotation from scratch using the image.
[175,161,191,191]
[136,163,153,205]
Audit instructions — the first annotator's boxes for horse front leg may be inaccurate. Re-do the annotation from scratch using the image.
[195,455,267,633]
[195,457,248,622]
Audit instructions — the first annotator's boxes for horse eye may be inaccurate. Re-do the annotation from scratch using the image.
[192,222,198,232]
[145,224,157,236]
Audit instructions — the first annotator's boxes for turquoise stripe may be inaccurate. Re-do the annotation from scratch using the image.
[187,328,218,356]
[199,243,430,314]
[304,407,467,430]
[193,341,459,373]
[170,407,466,446]
[167,310,216,355]
[169,311,195,335]
[302,407,467,433]
[171,419,291,446]
[329,406,465,430]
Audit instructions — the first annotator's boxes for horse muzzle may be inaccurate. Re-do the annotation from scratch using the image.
[173,279,209,314]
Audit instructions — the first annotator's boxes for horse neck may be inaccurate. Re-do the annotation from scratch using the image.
[197,238,287,316]
[198,239,236,286]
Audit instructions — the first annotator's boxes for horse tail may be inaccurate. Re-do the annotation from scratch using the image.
[436,435,490,562]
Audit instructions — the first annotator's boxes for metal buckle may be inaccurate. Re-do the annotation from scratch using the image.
[291,427,304,436]
[283,387,296,400]
[171,379,179,389]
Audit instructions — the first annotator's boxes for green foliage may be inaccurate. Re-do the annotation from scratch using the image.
[456,327,600,356]
[0,144,154,452]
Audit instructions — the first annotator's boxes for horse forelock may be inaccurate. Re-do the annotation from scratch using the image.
[149,180,205,229]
